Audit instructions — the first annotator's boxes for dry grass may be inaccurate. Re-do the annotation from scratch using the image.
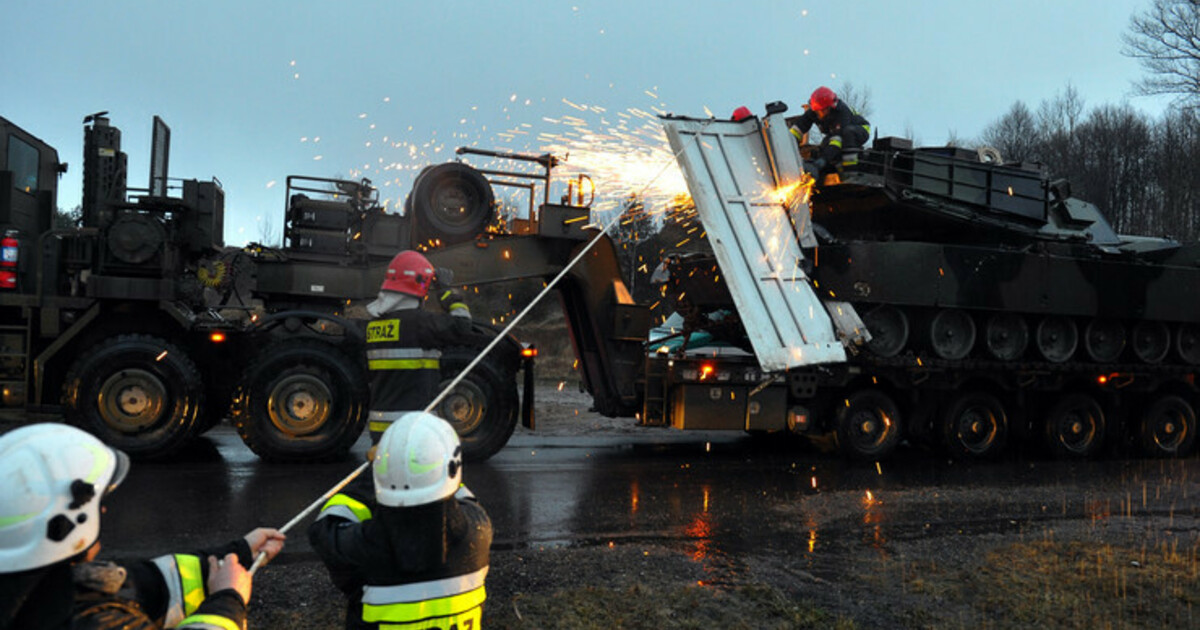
[487,582,854,630]
[893,540,1199,629]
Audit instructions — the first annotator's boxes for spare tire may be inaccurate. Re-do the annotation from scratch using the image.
[409,162,494,245]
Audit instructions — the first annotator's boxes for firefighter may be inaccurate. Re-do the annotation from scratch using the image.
[0,423,286,630]
[308,411,492,629]
[787,86,872,178]
[364,250,486,443]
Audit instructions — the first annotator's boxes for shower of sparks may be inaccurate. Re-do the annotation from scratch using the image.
[288,76,697,227]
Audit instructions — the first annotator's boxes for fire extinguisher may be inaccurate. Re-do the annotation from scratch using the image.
[0,230,19,290]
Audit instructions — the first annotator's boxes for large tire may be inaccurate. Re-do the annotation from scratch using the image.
[1137,395,1196,458]
[409,162,495,245]
[1043,393,1106,458]
[62,334,204,458]
[232,340,367,462]
[941,391,1008,459]
[835,388,903,461]
[437,347,518,462]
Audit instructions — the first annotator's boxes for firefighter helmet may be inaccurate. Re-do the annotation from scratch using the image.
[373,412,462,507]
[809,86,837,112]
[731,106,752,121]
[381,250,435,298]
[0,424,129,573]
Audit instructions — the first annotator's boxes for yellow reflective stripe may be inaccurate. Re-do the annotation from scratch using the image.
[863,125,872,134]
[369,358,440,370]
[0,511,38,527]
[362,586,486,623]
[369,420,393,433]
[448,303,468,312]
[828,137,843,148]
[176,554,205,615]
[177,613,240,630]
[81,443,110,483]
[790,127,804,140]
[321,493,373,522]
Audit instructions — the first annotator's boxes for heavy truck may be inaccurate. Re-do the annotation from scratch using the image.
[0,112,527,462]
[408,104,1199,461]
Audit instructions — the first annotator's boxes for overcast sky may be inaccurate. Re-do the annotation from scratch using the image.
[3,1,1166,245]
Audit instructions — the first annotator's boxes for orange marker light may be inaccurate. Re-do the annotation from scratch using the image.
[521,347,538,358]
[209,332,227,343]
[699,363,715,380]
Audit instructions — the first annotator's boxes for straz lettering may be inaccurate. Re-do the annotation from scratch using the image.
[366,319,399,343]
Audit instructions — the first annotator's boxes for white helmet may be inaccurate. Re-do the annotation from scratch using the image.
[0,423,129,573]
[373,412,462,507]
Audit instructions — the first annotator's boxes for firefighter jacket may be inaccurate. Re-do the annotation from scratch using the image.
[787,100,872,167]
[365,305,485,440]
[308,479,493,630]
[0,539,253,630]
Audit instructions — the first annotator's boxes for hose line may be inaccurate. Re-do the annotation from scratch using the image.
[250,119,713,574]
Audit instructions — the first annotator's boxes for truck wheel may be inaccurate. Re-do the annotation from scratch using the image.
[62,334,204,458]
[941,391,1008,459]
[1043,393,1106,458]
[835,389,902,461]
[232,341,367,462]
[410,163,494,245]
[1137,395,1196,458]
[438,348,518,462]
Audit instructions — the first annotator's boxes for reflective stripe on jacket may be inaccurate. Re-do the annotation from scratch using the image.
[152,553,206,626]
[361,567,487,627]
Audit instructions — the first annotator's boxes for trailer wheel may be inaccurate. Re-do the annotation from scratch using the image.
[232,341,367,462]
[62,334,204,458]
[1043,393,1106,458]
[437,348,518,462]
[1137,395,1196,458]
[410,163,494,244]
[835,389,902,461]
[941,391,1008,459]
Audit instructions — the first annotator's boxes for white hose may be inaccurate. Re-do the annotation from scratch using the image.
[250,119,712,575]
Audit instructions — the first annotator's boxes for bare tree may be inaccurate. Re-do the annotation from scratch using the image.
[836,81,874,119]
[1123,0,1200,106]
[980,101,1039,162]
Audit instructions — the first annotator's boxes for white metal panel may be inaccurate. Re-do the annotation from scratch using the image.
[661,114,849,370]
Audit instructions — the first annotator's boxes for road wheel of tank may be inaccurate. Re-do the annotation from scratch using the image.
[1036,316,1078,363]
[985,313,1028,361]
[863,306,908,358]
[437,348,519,462]
[941,391,1008,459]
[62,334,204,458]
[410,163,495,244]
[929,309,976,360]
[835,389,902,461]
[1137,395,1196,458]
[1043,393,1106,458]
[232,341,368,462]
[1132,321,1170,364]
[1175,323,1200,365]
[1084,319,1126,363]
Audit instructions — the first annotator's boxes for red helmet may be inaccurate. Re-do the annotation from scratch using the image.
[731,106,752,121]
[382,250,435,298]
[809,86,837,112]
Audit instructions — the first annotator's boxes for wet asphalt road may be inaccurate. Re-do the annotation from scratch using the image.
[100,423,1200,575]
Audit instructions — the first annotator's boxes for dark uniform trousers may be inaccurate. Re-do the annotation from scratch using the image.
[365,307,479,442]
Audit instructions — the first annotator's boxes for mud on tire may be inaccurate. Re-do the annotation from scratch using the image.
[232,340,368,462]
[62,334,205,458]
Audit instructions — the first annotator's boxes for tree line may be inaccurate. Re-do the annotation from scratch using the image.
[979,89,1200,242]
